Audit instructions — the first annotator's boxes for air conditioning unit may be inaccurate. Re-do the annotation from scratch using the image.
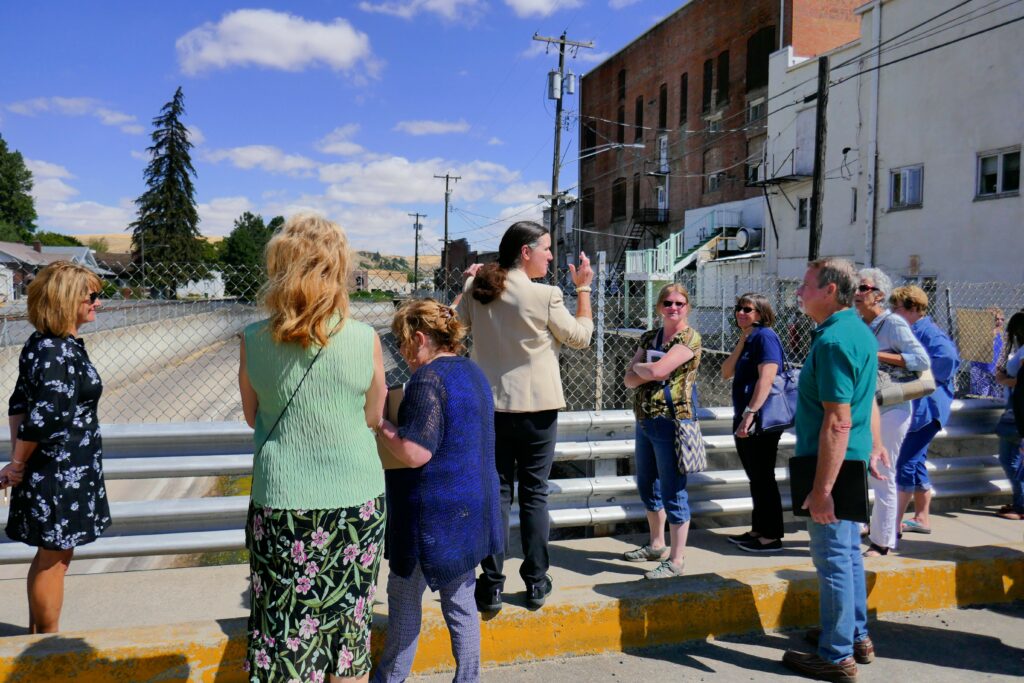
[735,227,763,251]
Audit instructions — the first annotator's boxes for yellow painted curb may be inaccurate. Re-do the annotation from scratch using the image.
[0,544,1021,681]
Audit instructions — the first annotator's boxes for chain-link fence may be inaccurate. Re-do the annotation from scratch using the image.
[1,256,1021,423]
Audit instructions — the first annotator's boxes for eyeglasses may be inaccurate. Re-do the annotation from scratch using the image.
[734,305,755,314]
[857,284,880,293]
[662,300,687,308]
[86,292,100,304]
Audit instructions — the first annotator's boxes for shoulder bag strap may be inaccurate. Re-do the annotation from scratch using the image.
[254,344,325,459]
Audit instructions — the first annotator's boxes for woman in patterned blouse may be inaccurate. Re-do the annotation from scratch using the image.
[2,261,110,633]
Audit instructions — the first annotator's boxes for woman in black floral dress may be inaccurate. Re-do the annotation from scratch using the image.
[1,261,111,633]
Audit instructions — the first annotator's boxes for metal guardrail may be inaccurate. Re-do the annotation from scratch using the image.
[0,400,1008,564]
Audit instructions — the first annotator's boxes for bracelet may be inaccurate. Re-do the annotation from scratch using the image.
[576,285,592,293]
[372,418,384,436]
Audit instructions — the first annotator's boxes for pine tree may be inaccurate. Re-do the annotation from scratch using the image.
[0,133,37,242]
[129,87,204,288]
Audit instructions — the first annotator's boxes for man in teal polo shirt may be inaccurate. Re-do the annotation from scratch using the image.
[783,257,888,683]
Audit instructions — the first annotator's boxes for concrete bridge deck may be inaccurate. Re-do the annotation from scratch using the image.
[0,507,1020,680]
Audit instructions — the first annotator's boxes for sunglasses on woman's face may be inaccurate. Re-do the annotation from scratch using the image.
[662,300,687,308]
[734,306,755,314]
[857,284,879,293]
[86,292,100,304]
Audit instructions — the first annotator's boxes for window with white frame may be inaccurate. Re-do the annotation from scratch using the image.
[890,165,923,209]
[977,147,1020,197]
[797,197,810,229]
[747,97,766,123]
[708,173,723,192]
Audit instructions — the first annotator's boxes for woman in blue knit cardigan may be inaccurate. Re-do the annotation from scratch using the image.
[373,299,502,683]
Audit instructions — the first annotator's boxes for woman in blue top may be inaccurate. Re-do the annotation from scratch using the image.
[994,311,1024,519]
[374,299,502,683]
[890,285,961,533]
[721,293,786,552]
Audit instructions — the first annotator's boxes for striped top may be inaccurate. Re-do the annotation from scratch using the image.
[244,316,385,510]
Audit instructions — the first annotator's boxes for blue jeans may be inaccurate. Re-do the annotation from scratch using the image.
[896,420,942,493]
[807,519,869,664]
[997,435,1024,512]
[634,417,690,525]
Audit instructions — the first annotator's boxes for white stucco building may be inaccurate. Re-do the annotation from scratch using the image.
[760,0,1023,283]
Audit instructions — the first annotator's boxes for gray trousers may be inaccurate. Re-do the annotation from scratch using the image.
[372,564,480,683]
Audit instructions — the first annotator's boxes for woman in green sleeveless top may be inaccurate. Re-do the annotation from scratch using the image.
[238,214,388,683]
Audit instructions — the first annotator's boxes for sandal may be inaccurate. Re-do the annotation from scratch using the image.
[901,519,932,534]
[863,542,889,557]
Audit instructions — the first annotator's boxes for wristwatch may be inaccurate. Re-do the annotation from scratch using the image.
[743,407,758,415]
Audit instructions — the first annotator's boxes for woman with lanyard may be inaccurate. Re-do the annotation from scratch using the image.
[623,283,702,579]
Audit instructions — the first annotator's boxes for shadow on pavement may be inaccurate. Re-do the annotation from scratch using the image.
[4,636,190,681]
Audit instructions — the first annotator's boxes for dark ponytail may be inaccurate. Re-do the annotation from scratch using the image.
[470,221,548,304]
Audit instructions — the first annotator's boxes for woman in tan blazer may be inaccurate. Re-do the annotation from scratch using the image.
[456,221,593,613]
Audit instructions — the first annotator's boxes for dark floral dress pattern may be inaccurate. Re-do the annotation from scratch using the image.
[6,332,111,550]
[244,496,386,682]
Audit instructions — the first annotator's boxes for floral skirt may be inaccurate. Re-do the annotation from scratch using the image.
[244,496,386,682]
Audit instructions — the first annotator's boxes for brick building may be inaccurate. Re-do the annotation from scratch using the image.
[576,0,862,269]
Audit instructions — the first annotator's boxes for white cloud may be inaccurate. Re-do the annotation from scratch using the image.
[197,196,254,236]
[176,9,378,77]
[6,97,143,135]
[187,125,206,146]
[504,0,582,18]
[492,180,548,205]
[130,150,151,161]
[358,0,481,21]
[35,199,134,233]
[315,124,364,156]
[609,0,641,8]
[578,50,612,64]
[487,137,504,146]
[25,159,73,180]
[319,156,518,206]
[394,119,470,136]
[203,145,319,176]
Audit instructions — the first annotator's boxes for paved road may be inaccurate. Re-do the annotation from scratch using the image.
[414,604,1024,682]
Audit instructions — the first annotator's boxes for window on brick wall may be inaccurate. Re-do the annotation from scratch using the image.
[617,68,626,101]
[632,173,641,216]
[634,95,644,141]
[658,83,668,130]
[717,50,730,106]
[611,178,627,219]
[616,105,625,144]
[746,26,775,91]
[702,59,713,112]
[679,73,688,125]
[582,122,597,150]
[581,188,595,227]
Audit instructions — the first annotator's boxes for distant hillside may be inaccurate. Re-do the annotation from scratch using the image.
[355,251,439,273]
[75,233,222,254]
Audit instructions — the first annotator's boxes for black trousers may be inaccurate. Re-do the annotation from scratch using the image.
[733,424,785,540]
[477,409,558,592]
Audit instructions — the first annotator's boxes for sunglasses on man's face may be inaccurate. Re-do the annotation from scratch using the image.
[857,284,880,293]
[662,300,687,308]
[734,306,755,314]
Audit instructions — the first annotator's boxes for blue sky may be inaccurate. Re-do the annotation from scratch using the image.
[0,0,687,256]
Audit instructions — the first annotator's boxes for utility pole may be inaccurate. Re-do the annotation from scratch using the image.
[407,212,426,289]
[534,31,593,269]
[807,55,829,261]
[433,173,460,287]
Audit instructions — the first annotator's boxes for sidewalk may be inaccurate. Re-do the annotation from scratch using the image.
[0,506,1021,680]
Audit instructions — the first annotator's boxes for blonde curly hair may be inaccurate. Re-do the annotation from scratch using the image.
[27,261,102,337]
[391,299,466,356]
[263,214,351,348]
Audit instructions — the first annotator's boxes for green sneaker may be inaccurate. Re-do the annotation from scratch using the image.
[623,544,670,562]
[643,559,684,579]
